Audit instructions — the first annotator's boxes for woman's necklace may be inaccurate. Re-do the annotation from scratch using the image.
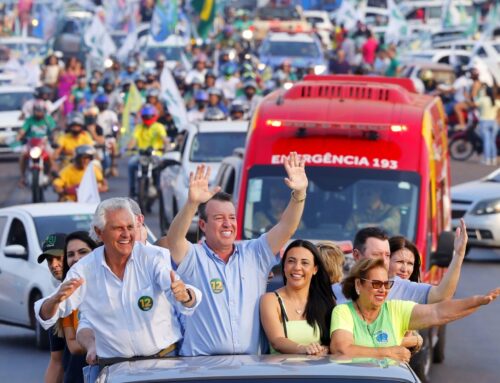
[288,296,307,316]
[355,301,375,339]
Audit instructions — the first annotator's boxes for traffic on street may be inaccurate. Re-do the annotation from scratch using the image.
[0,0,499,382]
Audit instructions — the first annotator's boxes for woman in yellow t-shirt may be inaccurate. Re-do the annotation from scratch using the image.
[260,240,336,355]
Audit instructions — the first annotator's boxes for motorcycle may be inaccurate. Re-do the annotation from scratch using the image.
[25,138,51,203]
[136,148,162,214]
[449,125,500,161]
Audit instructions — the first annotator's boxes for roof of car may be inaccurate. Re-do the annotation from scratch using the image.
[100,355,418,383]
[0,85,34,93]
[404,61,455,71]
[0,202,98,217]
[267,32,316,42]
[192,120,248,133]
[0,36,45,44]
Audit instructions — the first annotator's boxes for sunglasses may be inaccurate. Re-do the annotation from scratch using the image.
[361,278,394,290]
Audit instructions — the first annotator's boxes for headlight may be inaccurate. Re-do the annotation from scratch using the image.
[283,82,293,90]
[242,29,253,40]
[258,63,266,71]
[314,65,327,75]
[471,198,500,215]
[104,58,113,69]
[29,146,42,159]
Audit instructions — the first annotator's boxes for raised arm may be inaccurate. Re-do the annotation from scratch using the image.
[156,165,220,265]
[330,329,411,362]
[409,288,500,330]
[39,278,84,320]
[428,219,467,303]
[266,152,308,254]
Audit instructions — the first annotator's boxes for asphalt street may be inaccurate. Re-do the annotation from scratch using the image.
[0,155,499,382]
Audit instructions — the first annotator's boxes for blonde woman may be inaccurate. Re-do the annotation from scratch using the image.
[317,241,345,284]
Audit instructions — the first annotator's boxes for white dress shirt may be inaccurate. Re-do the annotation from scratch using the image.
[35,242,201,358]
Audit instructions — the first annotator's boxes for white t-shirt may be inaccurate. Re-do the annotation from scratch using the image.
[453,76,472,103]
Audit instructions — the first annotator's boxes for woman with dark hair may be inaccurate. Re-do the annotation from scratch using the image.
[330,258,500,362]
[59,231,98,383]
[388,236,421,282]
[260,239,336,355]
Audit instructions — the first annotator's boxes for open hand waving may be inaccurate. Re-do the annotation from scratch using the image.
[188,165,221,205]
[283,152,308,194]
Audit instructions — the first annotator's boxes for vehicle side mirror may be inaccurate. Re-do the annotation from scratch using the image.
[430,231,455,267]
[164,151,181,163]
[4,244,28,259]
[157,158,182,171]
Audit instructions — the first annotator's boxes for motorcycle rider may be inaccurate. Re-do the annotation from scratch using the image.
[52,144,108,202]
[237,80,262,117]
[207,87,228,116]
[215,62,241,102]
[229,99,247,120]
[95,94,119,176]
[20,85,54,120]
[187,90,209,124]
[52,113,95,171]
[126,104,169,198]
[16,100,57,187]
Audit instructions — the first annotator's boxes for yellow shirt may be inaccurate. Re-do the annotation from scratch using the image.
[477,98,500,121]
[53,163,104,201]
[57,132,95,156]
[133,122,166,151]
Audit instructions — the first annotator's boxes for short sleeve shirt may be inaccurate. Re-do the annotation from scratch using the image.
[22,116,56,139]
[330,300,416,347]
[176,234,279,356]
[133,122,166,151]
[57,132,94,157]
[52,163,104,201]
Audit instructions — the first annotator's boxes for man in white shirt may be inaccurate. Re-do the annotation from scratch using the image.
[35,198,202,365]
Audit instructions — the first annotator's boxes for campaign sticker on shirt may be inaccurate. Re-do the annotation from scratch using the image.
[210,278,224,294]
[374,330,389,344]
[138,296,154,311]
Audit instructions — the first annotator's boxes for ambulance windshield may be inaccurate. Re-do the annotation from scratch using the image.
[242,166,420,241]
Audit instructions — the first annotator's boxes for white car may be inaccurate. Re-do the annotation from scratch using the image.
[0,85,34,156]
[470,39,500,85]
[143,35,190,71]
[0,202,97,349]
[451,169,500,249]
[303,10,333,47]
[159,121,248,234]
[400,49,471,68]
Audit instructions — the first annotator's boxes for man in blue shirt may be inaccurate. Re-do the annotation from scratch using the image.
[158,152,308,356]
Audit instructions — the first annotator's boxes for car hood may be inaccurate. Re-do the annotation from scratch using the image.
[0,111,23,127]
[451,180,500,202]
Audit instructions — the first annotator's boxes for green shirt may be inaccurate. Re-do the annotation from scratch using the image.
[21,115,56,139]
[270,320,321,354]
[330,300,416,347]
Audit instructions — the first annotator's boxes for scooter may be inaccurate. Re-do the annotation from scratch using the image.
[449,125,500,161]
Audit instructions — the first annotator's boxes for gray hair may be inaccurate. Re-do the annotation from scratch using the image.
[126,197,142,216]
[89,198,136,241]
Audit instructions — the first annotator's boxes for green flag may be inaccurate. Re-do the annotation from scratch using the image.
[192,0,215,39]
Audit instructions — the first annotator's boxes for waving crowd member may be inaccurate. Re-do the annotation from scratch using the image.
[260,240,335,355]
[330,257,500,362]
[157,152,308,356]
[34,198,202,375]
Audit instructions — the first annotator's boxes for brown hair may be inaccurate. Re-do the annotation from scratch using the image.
[389,236,421,282]
[198,191,233,221]
[317,241,345,284]
[342,258,386,301]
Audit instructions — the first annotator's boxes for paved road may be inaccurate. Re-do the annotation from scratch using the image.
[0,155,499,382]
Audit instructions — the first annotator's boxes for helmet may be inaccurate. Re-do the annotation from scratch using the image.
[194,90,209,102]
[135,74,146,83]
[223,26,234,35]
[68,112,85,127]
[74,145,95,160]
[88,77,99,86]
[146,88,160,99]
[95,93,109,105]
[140,103,158,125]
[145,68,157,78]
[230,100,246,114]
[421,70,434,81]
[244,80,257,90]
[205,70,216,79]
[204,107,226,121]
[33,100,47,114]
[126,59,138,69]
[222,63,237,77]
[207,87,223,98]
[35,86,52,98]
[156,54,166,63]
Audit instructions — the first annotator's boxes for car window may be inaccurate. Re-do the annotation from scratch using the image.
[257,7,300,20]
[0,216,7,243]
[190,132,247,163]
[6,218,28,253]
[476,47,487,58]
[33,215,93,247]
[438,55,450,64]
[268,41,320,58]
[225,167,237,196]
[0,92,33,112]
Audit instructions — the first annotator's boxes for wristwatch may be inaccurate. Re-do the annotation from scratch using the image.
[181,289,193,305]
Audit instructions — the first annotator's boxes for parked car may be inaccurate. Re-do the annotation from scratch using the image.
[451,169,500,250]
[96,354,421,383]
[0,202,97,349]
[158,122,248,234]
[52,10,93,63]
[258,32,327,75]
[0,85,34,157]
[400,49,471,68]
[213,147,245,207]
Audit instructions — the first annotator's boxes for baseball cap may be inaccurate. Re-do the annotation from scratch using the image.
[37,233,66,264]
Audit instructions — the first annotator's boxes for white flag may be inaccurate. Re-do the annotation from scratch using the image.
[84,15,117,61]
[385,0,409,44]
[77,163,101,204]
[160,67,189,130]
[335,0,363,31]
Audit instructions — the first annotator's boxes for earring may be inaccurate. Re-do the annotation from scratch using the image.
[355,289,360,295]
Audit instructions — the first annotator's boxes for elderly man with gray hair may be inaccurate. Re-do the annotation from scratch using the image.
[34,197,202,375]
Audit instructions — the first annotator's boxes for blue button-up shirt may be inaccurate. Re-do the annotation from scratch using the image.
[177,234,279,356]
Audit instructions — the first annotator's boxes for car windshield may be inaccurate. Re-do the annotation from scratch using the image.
[0,42,44,61]
[190,132,247,163]
[257,7,300,20]
[163,379,411,382]
[33,215,94,247]
[146,46,182,61]
[0,92,33,111]
[266,41,320,57]
[242,166,420,241]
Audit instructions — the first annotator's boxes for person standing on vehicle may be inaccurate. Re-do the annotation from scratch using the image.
[475,84,500,166]
[126,104,169,198]
[16,100,57,187]
[37,233,67,383]
[157,152,308,356]
[52,145,108,202]
[34,198,202,373]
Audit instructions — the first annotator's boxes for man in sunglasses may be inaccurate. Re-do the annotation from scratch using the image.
[332,219,468,305]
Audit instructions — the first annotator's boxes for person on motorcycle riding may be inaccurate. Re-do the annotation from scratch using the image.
[20,85,54,120]
[69,76,88,112]
[84,77,102,106]
[102,77,122,112]
[207,87,229,116]
[16,100,57,187]
[237,80,262,117]
[187,90,209,124]
[126,104,169,197]
[204,106,227,121]
[52,113,95,171]
[215,62,241,102]
[94,94,119,176]
[186,56,207,86]
[205,70,216,89]
[145,88,166,123]
[135,74,148,99]
[52,144,108,202]
[234,9,253,32]
[229,99,247,120]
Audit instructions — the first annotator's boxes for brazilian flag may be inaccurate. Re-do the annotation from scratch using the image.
[192,0,215,39]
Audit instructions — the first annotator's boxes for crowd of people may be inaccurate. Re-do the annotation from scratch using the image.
[34,154,500,383]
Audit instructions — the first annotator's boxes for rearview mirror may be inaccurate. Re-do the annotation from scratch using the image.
[4,244,28,259]
[429,231,455,267]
